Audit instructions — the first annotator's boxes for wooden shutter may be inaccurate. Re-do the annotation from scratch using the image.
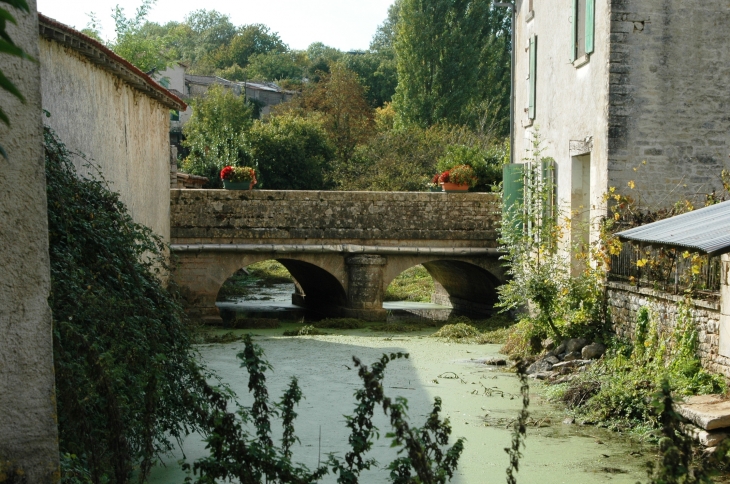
[503,163,526,233]
[529,35,537,120]
[571,0,578,62]
[585,0,595,54]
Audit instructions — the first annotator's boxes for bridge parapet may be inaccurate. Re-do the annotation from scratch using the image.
[171,189,501,247]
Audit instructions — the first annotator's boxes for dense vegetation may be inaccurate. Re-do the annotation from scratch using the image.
[96,0,510,191]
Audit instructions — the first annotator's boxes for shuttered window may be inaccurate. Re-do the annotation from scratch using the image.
[572,0,595,61]
[529,35,537,120]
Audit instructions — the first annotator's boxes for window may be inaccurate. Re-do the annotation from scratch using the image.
[528,0,533,12]
[528,35,537,120]
[571,0,595,63]
[170,110,180,121]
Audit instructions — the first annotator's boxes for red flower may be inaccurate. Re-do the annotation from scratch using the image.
[431,173,440,184]
[438,170,450,184]
[220,166,234,180]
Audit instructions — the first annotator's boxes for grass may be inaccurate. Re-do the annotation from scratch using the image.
[384,265,434,302]
[431,315,514,344]
[282,325,329,336]
[312,318,366,329]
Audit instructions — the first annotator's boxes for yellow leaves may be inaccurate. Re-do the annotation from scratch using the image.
[682,251,691,259]
[691,264,701,275]
[627,180,635,189]
[614,212,621,221]
[636,259,649,268]
[609,186,616,193]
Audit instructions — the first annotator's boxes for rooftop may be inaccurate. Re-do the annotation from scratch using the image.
[617,199,730,256]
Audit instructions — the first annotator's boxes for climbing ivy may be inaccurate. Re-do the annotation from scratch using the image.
[45,126,209,483]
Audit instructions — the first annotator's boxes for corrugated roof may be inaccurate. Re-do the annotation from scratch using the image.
[38,14,186,111]
[616,199,730,256]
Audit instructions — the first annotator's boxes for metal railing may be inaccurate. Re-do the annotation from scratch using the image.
[609,244,721,299]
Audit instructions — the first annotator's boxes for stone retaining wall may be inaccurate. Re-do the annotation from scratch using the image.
[607,282,730,376]
[170,189,501,246]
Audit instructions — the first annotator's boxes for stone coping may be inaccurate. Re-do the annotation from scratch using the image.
[607,281,720,311]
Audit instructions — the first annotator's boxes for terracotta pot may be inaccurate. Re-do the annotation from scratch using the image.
[223,179,256,190]
[440,182,469,192]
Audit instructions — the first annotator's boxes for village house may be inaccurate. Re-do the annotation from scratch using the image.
[512,0,730,246]
[38,14,186,245]
[510,0,730,375]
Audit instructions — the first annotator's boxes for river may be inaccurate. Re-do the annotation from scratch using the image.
[148,326,651,483]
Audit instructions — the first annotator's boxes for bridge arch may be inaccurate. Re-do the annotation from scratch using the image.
[382,257,506,316]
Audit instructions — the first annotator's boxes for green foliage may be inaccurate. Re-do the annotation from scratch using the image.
[245,51,304,81]
[392,0,510,135]
[246,114,335,190]
[110,0,170,73]
[45,127,207,483]
[555,302,725,432]
[0,0,33,159]
[498,133,607,345]
[181,84,254,184]
[385,265,434,302]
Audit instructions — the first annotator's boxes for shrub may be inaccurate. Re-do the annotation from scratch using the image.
[447,164,478,187]
[246,114,335,189]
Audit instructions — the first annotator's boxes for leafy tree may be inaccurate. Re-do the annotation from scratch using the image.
[181,84,254,184]
[184,9,236,62]
[342,51,397,108]
[245,51,304,82]
[207,23,287,71]
[393,0,511,135]
[246,114,334,190]
[0,0,33,159]
[110,0,170,73]
[304,42,343,81]
[284,63,374,164]
[369,0,402,54]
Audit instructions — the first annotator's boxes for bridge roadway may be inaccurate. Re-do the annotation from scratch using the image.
[170,189,504,322]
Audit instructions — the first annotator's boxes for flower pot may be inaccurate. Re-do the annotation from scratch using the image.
[440,182,469,192]
[428,186,442,192]
[223,180,256,190]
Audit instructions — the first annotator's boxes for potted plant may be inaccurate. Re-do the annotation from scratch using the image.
[220,166,257,190]
[439,164,477,192]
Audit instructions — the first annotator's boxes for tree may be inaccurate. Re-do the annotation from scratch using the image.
[246,114,334,190]
[342,51,397,108]
[369,0,402,54]
[392,0,511,135]
[181,85,254,184]
[282,63,374,164]
[110,0,170,73]
[207,24,288,71]
[244,51,304,82]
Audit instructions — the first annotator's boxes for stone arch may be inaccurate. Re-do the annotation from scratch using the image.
[172,251,347,322]
[382,256,505,317]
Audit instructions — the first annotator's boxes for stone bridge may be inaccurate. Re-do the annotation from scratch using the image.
[170,190,504,322]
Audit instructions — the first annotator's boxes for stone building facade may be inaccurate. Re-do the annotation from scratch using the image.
[513,0,730,246]
[38,15,186,245]
[0,1,59,480]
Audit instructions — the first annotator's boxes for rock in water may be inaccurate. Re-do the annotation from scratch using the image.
[527,358,555,374]
[581,343,606,360]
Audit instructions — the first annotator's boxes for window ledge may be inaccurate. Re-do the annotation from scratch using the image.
[522,118,534,128]
[526,10,535,22]
[573,54,590,69]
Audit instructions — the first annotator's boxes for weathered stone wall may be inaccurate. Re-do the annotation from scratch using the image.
[170,190,501,246]
[0,1,60,480]
[607,0,730,206]
[608,282,730,376]
[39,39,172,244]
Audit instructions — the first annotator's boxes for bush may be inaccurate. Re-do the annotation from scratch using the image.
[246,114,335,189]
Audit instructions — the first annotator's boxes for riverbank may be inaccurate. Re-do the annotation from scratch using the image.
[149,327,650,483]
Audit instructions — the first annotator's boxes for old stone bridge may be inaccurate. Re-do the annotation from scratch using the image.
[170,189,504,322]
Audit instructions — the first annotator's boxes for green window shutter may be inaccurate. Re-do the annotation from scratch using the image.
[529,35,537,120]
[540,158,557,222]
[503,163,525,233]
[571,0,578,62]
[585,0,595,54]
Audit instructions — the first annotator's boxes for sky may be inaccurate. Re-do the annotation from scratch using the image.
[36,0,395,52]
